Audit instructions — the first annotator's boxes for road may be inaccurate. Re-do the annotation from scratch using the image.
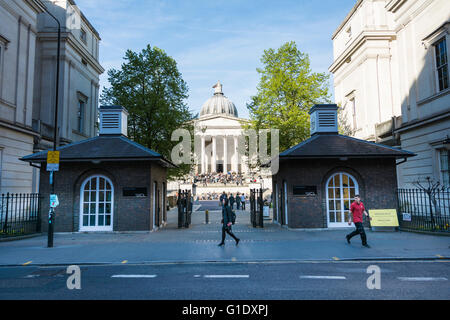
[0,260,448,300]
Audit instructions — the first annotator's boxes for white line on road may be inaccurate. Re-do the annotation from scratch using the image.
[299,275,347,280]
[203,275,249,278]
[397,277,448,281]
[111,275,157,278]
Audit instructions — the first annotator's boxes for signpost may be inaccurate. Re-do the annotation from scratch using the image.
[47,151,60,247]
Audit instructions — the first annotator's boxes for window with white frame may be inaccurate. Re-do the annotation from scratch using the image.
[434,37,448,91]
[80,28,87,44]
[439,149,450,187]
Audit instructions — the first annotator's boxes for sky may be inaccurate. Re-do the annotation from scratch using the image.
[75,0,356,119]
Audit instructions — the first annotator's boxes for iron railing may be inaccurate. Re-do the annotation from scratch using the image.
[177,189,192,228]
[0,193,41,237]
[397,188,450,233]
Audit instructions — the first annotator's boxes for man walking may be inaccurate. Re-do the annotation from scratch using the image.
[241,194,246,210]
[229,193,235,210]
[218,198,240,246]
[346,195,372,248]
[236,192,241,210]
[219,191,227,207]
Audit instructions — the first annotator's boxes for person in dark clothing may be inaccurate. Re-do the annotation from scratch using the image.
[236,192,241,210]
[219,191,227,207]
[218,198,240,246]
[346,195,372,248]
[229,194,235,209]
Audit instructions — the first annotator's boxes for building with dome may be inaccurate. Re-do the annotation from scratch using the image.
[194,81,249,175]
[170,81,272,199]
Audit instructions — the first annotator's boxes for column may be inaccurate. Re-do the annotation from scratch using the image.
[233,135,238,173]
[205,142,209,173]
[223,135,228,173]
[212,136,217,173]
[201,136,205,174]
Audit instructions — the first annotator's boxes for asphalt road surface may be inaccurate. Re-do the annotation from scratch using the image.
[0,260,448,300]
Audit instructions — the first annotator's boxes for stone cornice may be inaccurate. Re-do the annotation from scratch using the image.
[24,0,46,13]
[385,0,407,13]
[329,30,396,74]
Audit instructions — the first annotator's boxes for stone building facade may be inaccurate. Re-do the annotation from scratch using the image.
[329,0,450,188]
[0,0,103,194]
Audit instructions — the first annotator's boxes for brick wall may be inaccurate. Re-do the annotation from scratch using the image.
[39,161,168,232]
[272,158,398,228]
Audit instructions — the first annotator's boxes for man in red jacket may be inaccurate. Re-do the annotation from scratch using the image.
[346,195,372,248]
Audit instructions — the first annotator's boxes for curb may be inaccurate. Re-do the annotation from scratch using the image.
[0,233,44,242]
[1,256,448,268]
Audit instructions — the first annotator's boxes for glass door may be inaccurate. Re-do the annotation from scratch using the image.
[80,175,113,231]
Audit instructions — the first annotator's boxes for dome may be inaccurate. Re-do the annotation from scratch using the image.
[200,81,238,118]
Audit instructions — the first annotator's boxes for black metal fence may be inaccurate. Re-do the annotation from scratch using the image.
[250,188,264,228]
[397,188,450,233]
[0,193,42,237]
[177,189,192,228]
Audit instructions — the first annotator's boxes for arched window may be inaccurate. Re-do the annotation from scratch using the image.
[325,172,359,227]
[80,175,113,231]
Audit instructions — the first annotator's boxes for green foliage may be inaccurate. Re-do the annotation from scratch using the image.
[100,44,194,179]
[246,41,331,152]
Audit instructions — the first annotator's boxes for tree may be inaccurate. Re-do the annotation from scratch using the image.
[100,44,194,179]
[246,41,331,152]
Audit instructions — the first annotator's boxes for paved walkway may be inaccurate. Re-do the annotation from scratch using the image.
[0,206,448,266]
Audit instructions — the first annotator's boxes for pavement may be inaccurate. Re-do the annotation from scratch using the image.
[0,201,449,266]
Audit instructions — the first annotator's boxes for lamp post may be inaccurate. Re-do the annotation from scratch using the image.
[42,4,61,248]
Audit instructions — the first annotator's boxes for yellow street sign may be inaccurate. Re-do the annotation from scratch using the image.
[369,209,399,227]
[47,151,60,164]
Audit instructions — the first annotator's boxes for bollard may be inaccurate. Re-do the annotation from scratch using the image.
[205,209,209,224]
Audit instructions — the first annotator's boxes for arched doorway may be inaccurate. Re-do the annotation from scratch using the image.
[325,172,359,228]
[79,175,114,231]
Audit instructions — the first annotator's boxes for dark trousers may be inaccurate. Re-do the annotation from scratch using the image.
[221,226,238,243]
[237,202,240,210]
[242,201,245,210]
[347,222,367,245]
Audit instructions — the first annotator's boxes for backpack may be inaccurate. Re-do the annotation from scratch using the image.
[231,210,236,225]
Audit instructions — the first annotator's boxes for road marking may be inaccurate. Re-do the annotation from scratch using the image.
[111,275,157,278]
[22,261,32,266]
[300,275,346,280]
[398,277,448,281]
[121,260,128,264]
[204,275,249,278]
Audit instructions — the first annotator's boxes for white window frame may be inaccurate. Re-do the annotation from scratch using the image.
[433,37,449,92]
[0,34,10,100]
[325,172,359,228]
[79,175,114,232]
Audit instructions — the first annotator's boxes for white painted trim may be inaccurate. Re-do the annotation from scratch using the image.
[79,175,114,232]
[325,172,359,228]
